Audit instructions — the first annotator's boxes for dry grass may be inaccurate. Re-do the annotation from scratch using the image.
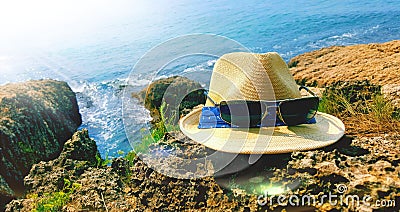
[318,81,400,137]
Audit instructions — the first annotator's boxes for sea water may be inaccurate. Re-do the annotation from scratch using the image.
[0,0,399,157]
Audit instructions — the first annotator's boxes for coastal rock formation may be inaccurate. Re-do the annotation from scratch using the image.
[289,40,400,86]
[6,130,258,211]
[23,129,101,196]
[133,76,206,123]
[5,129,102,211]
[8,130,399,211]
[0,80,81,207]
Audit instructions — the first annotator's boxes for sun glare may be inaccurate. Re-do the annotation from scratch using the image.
[0,0,149,50]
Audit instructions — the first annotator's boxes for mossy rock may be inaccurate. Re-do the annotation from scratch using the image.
[0,79,81,207]
[133,76,206,123]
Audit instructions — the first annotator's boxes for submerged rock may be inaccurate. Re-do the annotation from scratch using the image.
[0,79,81,207]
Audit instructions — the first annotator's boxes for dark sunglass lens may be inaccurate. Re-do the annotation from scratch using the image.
[279,97,319,126]
[220,100,264,127]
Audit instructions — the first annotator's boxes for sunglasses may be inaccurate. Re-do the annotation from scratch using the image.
[205,86,319,127]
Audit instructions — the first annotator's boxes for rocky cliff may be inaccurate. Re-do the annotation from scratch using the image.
[289,40,400,86]
[0,80,81,208]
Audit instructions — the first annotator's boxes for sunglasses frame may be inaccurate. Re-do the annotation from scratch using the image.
[205,86,320,127]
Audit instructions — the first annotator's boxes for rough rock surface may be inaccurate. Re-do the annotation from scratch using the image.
[22,129,101,196]
[7,131,399,211]
[0,175,14,209]
[132,76,206,123]
[0,79,81,207]
[5,129,101,211]
[6,130,259,211]
[289,40,400,86]
[382,84,400,108]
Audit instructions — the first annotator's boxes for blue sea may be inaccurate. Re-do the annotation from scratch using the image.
[1,0,399,158]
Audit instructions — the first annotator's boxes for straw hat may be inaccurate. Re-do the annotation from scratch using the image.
[179,52,345,154]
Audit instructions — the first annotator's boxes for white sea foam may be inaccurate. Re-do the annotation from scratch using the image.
[76,78,151,157]
[183,59,215,73]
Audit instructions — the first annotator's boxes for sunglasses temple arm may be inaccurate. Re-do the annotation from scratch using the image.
[299,86,317,97]
[204,91,218,106]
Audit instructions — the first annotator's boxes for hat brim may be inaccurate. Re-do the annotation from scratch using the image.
[179,107,345,154]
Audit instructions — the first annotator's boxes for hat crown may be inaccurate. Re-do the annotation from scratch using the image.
[206,52,301,105]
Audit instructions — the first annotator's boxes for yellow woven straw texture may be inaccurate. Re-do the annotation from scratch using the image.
[206,52,301,106]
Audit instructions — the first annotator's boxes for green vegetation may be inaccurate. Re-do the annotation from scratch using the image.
[370,94,398,121]
[288,60,299,68]
[319,89,357,116]
[134,102,179,154]
[95,153,102,167]
[318,81,399,134]
[125,151,137,166]
[33,178,81,212]
[96,151,112,167]
[319,85,398,120]
[17,141,34,154]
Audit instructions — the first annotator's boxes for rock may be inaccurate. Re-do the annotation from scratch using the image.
[59,129,100,166]
[4,199,35,212]
[315,161,340,175]
[23,129,101,195]
[6,129,102,211]
[0,175,14,196]
[6,133,400,211]
[5,41,400,211]
[289,40,400,86]
[0,79,81,207]
[0,175,14,210]
[140,131,215,178]
[382,84,400,108]
[133,76,206,123]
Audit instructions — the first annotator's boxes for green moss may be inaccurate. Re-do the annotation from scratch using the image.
[74,161,88,172]
[17,141,34,154]
[33,179,81,212]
